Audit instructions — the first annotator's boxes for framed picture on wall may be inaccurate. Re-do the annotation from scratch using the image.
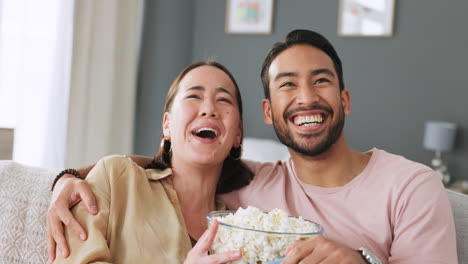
[225,0,274,34]
[338,0,396,37]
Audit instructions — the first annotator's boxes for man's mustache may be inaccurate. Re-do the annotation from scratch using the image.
[283,104,333,120]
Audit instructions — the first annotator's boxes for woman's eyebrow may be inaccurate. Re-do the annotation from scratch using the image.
[185,86,233,96]
[216,87,233,96]
[186,86,204,92]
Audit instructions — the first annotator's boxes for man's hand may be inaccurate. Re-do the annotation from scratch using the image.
[47,174,97,263]
[184,220,242,264]
[282,235,366,264]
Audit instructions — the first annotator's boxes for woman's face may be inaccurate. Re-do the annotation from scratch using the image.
[163,65,242,166]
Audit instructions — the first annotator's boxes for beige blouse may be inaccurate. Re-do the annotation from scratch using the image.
[54,155,225,264]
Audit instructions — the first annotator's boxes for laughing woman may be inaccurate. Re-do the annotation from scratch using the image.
[53,61,253,264]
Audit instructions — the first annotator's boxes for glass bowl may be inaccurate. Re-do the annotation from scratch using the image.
[206,210,324,264]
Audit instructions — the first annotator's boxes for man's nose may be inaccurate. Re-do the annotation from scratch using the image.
[296,85,320,105]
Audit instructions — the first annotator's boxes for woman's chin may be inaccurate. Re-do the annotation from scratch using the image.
[197,157,225,166]
[188,153,227,166]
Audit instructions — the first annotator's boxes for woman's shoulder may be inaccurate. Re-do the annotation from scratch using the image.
[98,154,129,163]
[97,155,138,169]
[92,155,146,180]
[99,155,171,181]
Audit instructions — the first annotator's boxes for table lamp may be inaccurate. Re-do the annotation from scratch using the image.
[423,121,457,186]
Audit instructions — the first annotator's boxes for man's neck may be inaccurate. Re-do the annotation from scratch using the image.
[289,137,371,187]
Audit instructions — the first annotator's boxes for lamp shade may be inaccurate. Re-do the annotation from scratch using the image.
[423,121,457,152]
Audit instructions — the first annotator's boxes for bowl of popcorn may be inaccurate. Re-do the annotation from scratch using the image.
[207,206,324,264]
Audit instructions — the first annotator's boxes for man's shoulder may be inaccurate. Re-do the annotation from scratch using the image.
[371,148,432,175]
[242,158,290,178]
[221,159,291,209]
[368,148,437,187]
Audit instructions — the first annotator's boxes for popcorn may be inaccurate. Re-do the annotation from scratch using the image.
[209,206,322,264]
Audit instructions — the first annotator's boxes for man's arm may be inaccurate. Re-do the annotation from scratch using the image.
[388,170,457,263]
[282,235,367,264]
[53,158,113,264]
[73,155,153,180]
[47,155,152,263]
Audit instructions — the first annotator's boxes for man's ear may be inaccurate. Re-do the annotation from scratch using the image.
[262,99,273,125]
[341,89,351,116]
[162,112,171,139]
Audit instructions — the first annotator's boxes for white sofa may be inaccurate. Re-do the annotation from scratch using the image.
[0,161,58,263]
[0,138,467,263]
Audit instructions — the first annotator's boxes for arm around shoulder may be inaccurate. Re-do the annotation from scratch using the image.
[62,154,152,180]
[53,158,113,263]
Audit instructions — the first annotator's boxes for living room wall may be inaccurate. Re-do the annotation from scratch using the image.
[135,0,468,181]
[133,0,194,155]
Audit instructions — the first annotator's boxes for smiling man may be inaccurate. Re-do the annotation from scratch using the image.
[222,30,457,263]
[47,30,457,264]
[265,45,346,158]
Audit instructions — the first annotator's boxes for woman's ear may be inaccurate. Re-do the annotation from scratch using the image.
[234,122,243,148]
[162,112,171,140]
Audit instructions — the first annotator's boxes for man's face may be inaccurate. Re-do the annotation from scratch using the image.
[262,44,350,156]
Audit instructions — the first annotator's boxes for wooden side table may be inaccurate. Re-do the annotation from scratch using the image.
[447,180,468,195]
[0,128,14,160]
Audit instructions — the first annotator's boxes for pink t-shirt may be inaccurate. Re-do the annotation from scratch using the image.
[220,148,457,263]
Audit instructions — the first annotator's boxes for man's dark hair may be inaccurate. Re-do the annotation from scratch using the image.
[260,29,345,99]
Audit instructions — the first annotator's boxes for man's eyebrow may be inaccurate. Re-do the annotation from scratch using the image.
[310,68,335,77]
[273,72,298,82]
[273,68,335,82]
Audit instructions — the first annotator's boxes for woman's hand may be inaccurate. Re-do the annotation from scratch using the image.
[47,174,98,263]
[184,220,242,264]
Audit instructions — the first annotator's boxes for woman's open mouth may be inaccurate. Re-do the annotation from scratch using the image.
[192,127,219,140]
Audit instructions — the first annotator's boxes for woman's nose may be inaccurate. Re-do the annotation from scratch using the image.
[201,112,216,117]
[199,100,218,118]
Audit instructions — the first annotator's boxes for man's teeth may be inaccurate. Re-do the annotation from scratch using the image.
[195,127,218,136]
[294,115,323,126]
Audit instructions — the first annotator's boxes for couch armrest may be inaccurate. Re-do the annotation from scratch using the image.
[0,160,60,263]
[447,189,468,264]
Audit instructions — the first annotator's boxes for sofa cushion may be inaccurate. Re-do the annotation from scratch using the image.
[0,161,58,263]
[243,137,290,162]
[0,160,466,263]
[447,189,468,264]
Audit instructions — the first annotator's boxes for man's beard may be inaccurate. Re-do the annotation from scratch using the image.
[272,104,345,156]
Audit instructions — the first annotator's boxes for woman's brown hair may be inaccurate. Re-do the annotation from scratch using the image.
[147,61,254,194]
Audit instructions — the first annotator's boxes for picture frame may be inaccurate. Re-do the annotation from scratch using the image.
[225,0,274,34]
[338,0,396,37]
